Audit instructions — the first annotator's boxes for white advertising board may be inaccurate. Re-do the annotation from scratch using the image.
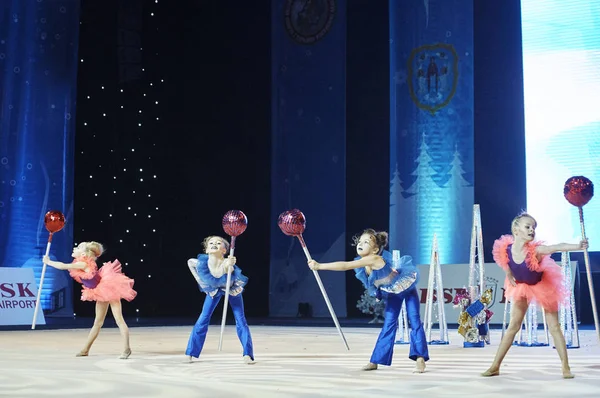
[0,268,46,326]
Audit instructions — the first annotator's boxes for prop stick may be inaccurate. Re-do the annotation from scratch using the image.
[564,176,599,342]
[278,209,349,350]
[218,210,248,351]
[501,300,509,339]
[32,210,66,329]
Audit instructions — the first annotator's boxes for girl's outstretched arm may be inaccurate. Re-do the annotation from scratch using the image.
[536,239,588,256]
[42,256,87,270]
[308,255,384,271]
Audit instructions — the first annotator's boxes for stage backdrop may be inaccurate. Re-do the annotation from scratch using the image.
[415,261,577,326]
[389,0,474,265]
[270,0,347,317]
[0,1,79,317]
[521,0,600,252]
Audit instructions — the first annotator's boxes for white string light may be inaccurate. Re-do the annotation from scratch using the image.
[76,0,164,319]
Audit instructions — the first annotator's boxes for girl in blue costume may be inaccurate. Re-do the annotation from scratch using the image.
[185,235,254,364]
[308,229,429,372]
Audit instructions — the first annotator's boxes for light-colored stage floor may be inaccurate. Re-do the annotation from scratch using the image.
[1,325,599,398]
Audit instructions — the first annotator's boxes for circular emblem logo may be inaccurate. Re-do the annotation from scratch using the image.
[284,0,336,45]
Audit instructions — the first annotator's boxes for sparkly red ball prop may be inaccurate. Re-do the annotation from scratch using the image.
[44,210,66,234]
[564,176,594,208]
[278,209,306,236]
[222,210,248,237]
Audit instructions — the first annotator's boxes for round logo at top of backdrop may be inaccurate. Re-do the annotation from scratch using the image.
[284,0,336,45]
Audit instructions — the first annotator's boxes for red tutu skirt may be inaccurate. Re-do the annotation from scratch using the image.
[71,259,137,302]
[504,255,568,313]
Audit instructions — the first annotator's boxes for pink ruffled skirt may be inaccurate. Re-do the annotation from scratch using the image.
[80,260,137,302]
[504,256,568,312]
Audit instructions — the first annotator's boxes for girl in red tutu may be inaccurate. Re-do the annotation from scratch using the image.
[482,213,588,378]
[43,241,137,359]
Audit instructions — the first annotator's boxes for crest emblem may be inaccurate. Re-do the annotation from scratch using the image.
[407,43,459,115]
[284,0,336,45]
[484,276,499,309]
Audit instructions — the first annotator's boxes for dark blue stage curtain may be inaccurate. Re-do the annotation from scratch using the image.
[270,0,347,317]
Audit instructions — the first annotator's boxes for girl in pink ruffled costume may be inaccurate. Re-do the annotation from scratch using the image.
[43,241,137,359]
[482,213,588,379]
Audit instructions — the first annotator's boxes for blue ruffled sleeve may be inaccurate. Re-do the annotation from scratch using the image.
[195,254,248,297]
[354,256,377,296]
[354,268,369,290]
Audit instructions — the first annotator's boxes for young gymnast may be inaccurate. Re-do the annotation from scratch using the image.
[43,241,136,359]
[308,228,429,372]
[185,235,254,364]
[482,212,588,378]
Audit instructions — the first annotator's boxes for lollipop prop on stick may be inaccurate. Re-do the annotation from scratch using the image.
[564,176,599,342]
[218,210,248,351]
[32,210,66,329]
[278,209,349,350]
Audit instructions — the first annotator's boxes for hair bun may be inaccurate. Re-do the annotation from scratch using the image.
[376,231,389,249]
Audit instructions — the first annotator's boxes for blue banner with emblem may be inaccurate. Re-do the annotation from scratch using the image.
[389,0,474,264]
[270,0,347,317]
[0,1,79,318]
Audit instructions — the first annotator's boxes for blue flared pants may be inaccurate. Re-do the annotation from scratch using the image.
[186,291,254,360]
[370,286,429,365]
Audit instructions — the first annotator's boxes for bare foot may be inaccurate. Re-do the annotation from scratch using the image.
[243,355,255,365]
[414,357,426,373]
[562,366,574,379]
[361,363,378,371]
[75,350,89,357]
[119,348,131,360]
[481,367,500,377]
